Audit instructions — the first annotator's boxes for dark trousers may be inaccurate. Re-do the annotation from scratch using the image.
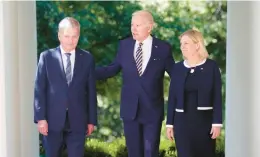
[43,111,86,157]
[123,120,162,157]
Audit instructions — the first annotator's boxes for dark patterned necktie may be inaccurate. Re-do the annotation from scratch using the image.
[135,43,143,76]
[65,53,72,84]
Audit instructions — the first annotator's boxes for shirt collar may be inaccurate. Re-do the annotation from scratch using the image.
[183,59,207,68]
[60,45,75,54]
[136,35,153,45]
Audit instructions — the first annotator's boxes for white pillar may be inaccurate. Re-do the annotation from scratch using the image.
[226,1,260,157]
[0,1,38,157]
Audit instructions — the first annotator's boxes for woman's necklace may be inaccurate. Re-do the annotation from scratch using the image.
[187,60,201,73]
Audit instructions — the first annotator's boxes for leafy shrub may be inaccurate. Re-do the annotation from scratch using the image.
[40,135,225,157]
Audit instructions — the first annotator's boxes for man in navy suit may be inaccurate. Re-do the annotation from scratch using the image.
[96,10,174,157]
[34,17,97,157]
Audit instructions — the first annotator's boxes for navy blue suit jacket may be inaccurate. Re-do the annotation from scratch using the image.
[166,59,223,125]
[96,37,175,122]
[34,47,97,132]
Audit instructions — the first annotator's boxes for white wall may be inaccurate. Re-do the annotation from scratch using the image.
[0,1,38,157]
[226,1,260,157]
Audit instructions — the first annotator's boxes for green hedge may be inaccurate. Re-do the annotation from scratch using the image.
[40,135,225,157]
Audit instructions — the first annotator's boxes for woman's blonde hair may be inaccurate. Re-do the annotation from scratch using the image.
[179,29,209,59]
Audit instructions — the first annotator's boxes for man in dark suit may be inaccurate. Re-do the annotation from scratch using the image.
[34,17,97,157]
[96,10,174,157]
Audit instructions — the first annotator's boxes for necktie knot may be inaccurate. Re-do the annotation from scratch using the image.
[65,53,71,58]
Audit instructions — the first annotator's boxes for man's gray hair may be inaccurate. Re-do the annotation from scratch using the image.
[58,17,80,32]
[132,10,154,25]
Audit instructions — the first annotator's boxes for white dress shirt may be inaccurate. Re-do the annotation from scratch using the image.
[134,35,153,74]
[60,46,76,78]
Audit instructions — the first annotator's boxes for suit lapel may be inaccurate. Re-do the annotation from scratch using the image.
[127,38,140,76]
[180,63,189,86]
[142,37,159,76]
[53,47,67,82]
[70,48,82,87]
[179,62,189,102]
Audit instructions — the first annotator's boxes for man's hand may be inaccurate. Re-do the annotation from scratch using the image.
[166,127,174,141]
[210,126,221,139]
[38,120,48,136]
[87,124,95,135]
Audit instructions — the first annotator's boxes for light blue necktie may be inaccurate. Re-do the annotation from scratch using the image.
[65,53,72,85]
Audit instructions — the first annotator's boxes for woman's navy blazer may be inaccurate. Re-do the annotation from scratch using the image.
[166,59,223,126]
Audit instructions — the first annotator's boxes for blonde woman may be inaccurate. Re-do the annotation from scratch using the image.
[166,29,222,157]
